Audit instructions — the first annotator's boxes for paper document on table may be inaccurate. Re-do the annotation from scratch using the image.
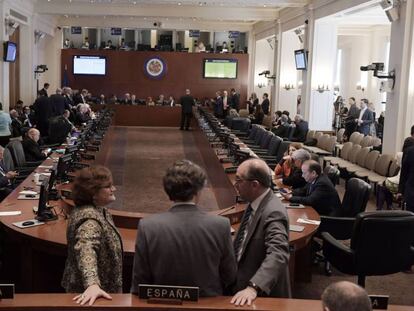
[0,211,21,216]
[19,190,38,195]
[297,218,321,225]
[38,165,53,169]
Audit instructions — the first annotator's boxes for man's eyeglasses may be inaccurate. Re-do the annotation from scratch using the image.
[234,176,255,184]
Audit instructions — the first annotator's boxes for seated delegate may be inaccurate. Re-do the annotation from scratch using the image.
[282,160,341,216]
[62,166,122,306]
[275,148,310,190]
[22,128,49,162]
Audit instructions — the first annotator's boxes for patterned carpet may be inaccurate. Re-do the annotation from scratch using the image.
[104,126,219,213]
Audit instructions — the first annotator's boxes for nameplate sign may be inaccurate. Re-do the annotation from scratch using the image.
[139,284,199,302]
[0,284,14,299]
[369,295,389,310]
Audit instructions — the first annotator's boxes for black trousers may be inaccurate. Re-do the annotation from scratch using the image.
[180,112,192,130]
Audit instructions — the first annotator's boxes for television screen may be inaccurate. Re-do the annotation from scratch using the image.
[294,49,307,70]
[4,41,17,62]
[203,59,237,79]
[73,55,106,75]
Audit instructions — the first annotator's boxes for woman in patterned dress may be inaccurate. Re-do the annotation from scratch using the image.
[62,165,123,305]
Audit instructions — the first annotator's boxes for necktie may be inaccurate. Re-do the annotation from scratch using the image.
[234,204,253,256]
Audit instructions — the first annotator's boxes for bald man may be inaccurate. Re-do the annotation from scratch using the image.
[231,159,290,306]
[322,281,372,311]
[22,128,49,162]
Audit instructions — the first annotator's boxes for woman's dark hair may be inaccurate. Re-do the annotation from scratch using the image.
[275,110,282,117]
[72,165,113,206]
[163,160,206,202]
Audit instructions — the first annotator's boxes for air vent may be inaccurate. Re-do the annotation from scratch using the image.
[10,9,28,23]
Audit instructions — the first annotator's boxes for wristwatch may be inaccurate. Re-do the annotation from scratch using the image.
[248,281,261,293]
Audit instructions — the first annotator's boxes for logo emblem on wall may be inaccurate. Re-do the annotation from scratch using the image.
[144,57,167,79]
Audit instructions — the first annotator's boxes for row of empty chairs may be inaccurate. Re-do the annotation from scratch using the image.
[325,141,398,189]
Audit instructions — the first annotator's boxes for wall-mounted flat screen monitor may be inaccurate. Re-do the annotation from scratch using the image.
[294,49,307,70]
[203,59,237,79]
[3,41,17,62]
[73,55,106,75]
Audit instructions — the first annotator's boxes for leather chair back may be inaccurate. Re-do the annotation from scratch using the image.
[340,142,354,160]
[2,147,15,172]
[6,140,27,168]
[351,211,414,276]
[275,141,290,163]
[231,117,251,132]
[341,178,371,217]
[254,128,266,145]
[287,125,296,141]
[323,165,340,185]
[267,135,282,156]
[247,124,259,140]
[259,131,273,149]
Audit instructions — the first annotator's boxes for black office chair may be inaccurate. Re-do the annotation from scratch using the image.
[317,178,371,275]
[324,165,340,186]
[1,147,32,184]
[322,211,414,287]
[6,140,43,171]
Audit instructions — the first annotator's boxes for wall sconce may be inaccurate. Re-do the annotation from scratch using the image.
[356,82,365,93]
[257,82,266,88]
[316,84,330,93]
[283,84,295,91]
[34,30,46,44]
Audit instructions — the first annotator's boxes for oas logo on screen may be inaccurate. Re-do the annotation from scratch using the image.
[144,57,167,79]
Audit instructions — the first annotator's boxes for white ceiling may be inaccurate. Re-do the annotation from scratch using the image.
[34,0,308,26]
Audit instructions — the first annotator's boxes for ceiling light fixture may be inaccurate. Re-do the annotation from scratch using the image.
[178,2,182,5]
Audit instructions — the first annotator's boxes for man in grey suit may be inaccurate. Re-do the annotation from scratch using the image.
[231,159,290,306]
[131,160,236,297]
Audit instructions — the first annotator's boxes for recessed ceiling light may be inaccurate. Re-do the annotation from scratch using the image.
[144,17,147,20]
[178,2,181,5]
[263,4,266,7]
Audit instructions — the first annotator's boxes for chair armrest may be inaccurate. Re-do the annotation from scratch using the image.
[322,232,355,274]
[24,161,44,167]
[318,216,355,240]
[254,150,269,156]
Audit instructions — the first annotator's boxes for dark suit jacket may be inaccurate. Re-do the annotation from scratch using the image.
[282,166,307,189]
[38,88,48,97]
[261,98,270,115]
[180,95,194,114]
[11,118,23,137]
[230,93,240,111]
[272,124,289,139]
[357,109,374,135]
[22,138,47,162]
[290,175,341,216]
[234,190,291,298]
[398,146,414,212]
[50,94,66,116]
[214,96,224,117]
[291,120,309,142]
[131,204,237,297]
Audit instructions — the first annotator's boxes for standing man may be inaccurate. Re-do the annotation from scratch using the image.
[32,94,53,137]
[261,93,270,115]
[230,88,240,112]
[356,99,374,136]
[38,83,50,97]
[344,97,359,141]
[50,88,66,117]
[232,159,290,306]
[179,89,194,131]
[398,126,414,212]
[214,91,224,118]
[131,160,236,296]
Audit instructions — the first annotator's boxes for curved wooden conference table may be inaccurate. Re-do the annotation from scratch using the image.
[0,106,319,293]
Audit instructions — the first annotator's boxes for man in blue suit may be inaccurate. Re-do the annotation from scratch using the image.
[356,99,374,135]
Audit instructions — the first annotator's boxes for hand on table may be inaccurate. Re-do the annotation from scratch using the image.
[282,192,292,200]
[73,284,112,306]
[230,286,257,306]
[6,171,18,179]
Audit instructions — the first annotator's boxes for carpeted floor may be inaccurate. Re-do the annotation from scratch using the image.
[104,126,219,213]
